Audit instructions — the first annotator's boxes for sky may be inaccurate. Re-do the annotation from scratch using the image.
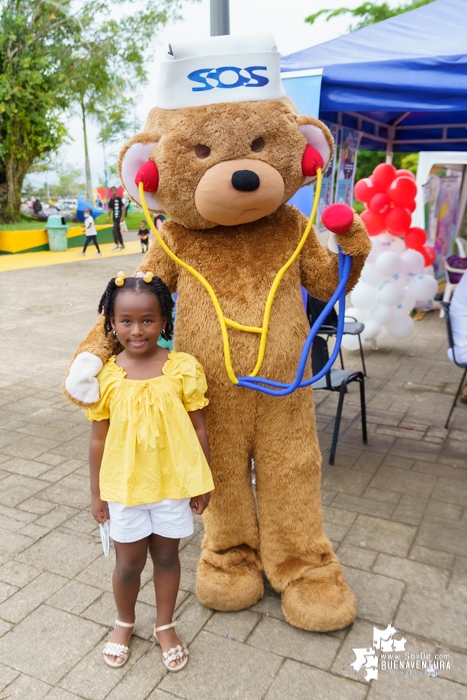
[27,0,354,192]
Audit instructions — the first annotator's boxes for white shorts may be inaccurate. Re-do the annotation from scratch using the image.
[108,498,194,543]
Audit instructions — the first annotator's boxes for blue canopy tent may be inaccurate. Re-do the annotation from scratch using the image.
[281,0,467,154]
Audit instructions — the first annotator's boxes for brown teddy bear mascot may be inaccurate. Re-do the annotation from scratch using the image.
[65,34,370,632]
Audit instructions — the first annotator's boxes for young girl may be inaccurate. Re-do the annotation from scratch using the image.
[86,270,214,672]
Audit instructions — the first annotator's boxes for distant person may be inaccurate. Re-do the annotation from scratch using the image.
[448,271,467,403]
[138,220,150,253]
[78,208,102,257]
[32,199,42,215]
[106,186,126,251]
[151,214,166,246]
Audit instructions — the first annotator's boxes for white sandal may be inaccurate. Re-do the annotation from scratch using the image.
[154,622,189,672]
[102,619,135,668]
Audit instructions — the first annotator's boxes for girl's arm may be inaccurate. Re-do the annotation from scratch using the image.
[189,409,211,514]
[89,419,110,522]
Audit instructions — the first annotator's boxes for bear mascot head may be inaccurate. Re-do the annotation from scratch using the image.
[65,33,370,632]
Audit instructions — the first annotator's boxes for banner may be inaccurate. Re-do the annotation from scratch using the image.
[335,127,362,207]
[317,123,339,233]
[433,173,463,275]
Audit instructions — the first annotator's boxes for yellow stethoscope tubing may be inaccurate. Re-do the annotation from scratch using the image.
[139,167,322,385]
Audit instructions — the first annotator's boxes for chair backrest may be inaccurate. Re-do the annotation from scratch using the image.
[455,237,467,258]
[307,295,338,329]
[311,335,333,389]
[440,301,458,363]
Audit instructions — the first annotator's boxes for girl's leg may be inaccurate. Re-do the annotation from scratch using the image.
[106,537,148,663]
[82,237,90,253]
[93,236,101,253]
[148,534,185,669]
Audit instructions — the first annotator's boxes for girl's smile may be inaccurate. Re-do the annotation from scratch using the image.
[111,290,167,357]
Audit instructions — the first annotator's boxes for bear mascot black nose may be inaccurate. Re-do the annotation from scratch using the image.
[231,170,260,192]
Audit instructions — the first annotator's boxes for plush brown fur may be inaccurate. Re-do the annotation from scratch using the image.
[65,97,370,631]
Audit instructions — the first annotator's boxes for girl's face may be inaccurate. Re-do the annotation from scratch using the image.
[111,291,167,357]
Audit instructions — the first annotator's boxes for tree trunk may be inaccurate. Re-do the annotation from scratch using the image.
[0,153,30,222]
[81,101,93,203]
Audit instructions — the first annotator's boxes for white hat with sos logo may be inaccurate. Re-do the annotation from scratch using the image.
[156,33,286,110]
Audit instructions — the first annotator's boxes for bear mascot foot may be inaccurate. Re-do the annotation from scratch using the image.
[281,552,356,632]
[196,546,264,611]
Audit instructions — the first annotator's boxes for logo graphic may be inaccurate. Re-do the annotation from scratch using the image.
[187,66,269,92]
[350,623,450,682]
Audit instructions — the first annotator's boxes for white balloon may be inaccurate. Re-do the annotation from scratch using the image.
[375,251,403,277]
[389,237,406,254]
[367,233,390,263]
[397,289,416,313]
[345,307,371,323]
[387,314,415,339]
[361,263,386,287]
[361,319,381,343]
[378,280,405,306]
[400,249,425,277]
[407,274,438,302]
[341,335,360,351]
[371,303,395,326]
[378,232,395,247]
[351,282,378,309]
[377,325,389,340]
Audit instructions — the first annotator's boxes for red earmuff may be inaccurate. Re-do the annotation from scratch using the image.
[135,160,159,192]
[301,145,324,177]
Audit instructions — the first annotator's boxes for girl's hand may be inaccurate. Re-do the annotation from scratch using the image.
[190,492,211,515]
[91,495,109,523]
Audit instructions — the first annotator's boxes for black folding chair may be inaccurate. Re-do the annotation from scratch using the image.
[307,295,367,376]
[440,301,467,429]
[312,335,367,465]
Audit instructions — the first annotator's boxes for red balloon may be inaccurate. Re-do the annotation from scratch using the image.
[421,246,436,266]
[361,209,385,236]
[354,178,375,203]
[368,192,390,214]
[388,176,417,208]
[396,169,416,181]
[405,226,427,250]
[384,206,412,236]
[406,199,417,213]
[371,163,397,192]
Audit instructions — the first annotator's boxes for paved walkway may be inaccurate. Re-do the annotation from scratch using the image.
[0,253,466,700]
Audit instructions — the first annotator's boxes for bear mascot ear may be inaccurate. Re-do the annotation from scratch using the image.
[297,117,333,185]
[118,135,164,212]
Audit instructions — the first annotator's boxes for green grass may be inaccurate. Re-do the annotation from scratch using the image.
[1,210,147,231]
[0,215,49,230]
[95,211,148,230]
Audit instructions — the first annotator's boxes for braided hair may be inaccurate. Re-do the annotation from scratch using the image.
[98,275,174,340]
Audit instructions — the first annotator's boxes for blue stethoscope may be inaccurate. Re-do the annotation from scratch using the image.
[236,248,351,396]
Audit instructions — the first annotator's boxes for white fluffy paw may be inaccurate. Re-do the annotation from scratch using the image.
[65,352,103,404]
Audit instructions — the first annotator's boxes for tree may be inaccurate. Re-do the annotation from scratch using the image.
[305,0,436,30]
[0,0,184,221]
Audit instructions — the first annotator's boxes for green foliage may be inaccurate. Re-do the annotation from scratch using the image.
[355,150,418,182]
[0,0,186,221]
[305,0,436,30]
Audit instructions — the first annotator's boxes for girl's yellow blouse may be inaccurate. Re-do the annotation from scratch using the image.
[86,351,214,507]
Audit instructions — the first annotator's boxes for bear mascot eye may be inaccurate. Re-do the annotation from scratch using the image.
[251,137,265,153]
[195,144,211,159]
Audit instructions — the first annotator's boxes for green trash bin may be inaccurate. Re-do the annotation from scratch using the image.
[46,215,69,251]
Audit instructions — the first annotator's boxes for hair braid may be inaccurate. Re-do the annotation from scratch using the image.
[97,275,174,340]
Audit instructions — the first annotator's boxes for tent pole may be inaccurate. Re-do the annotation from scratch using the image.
[386,125,395,164]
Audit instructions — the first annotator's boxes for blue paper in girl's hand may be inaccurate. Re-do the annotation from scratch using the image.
[99,522,110,556]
